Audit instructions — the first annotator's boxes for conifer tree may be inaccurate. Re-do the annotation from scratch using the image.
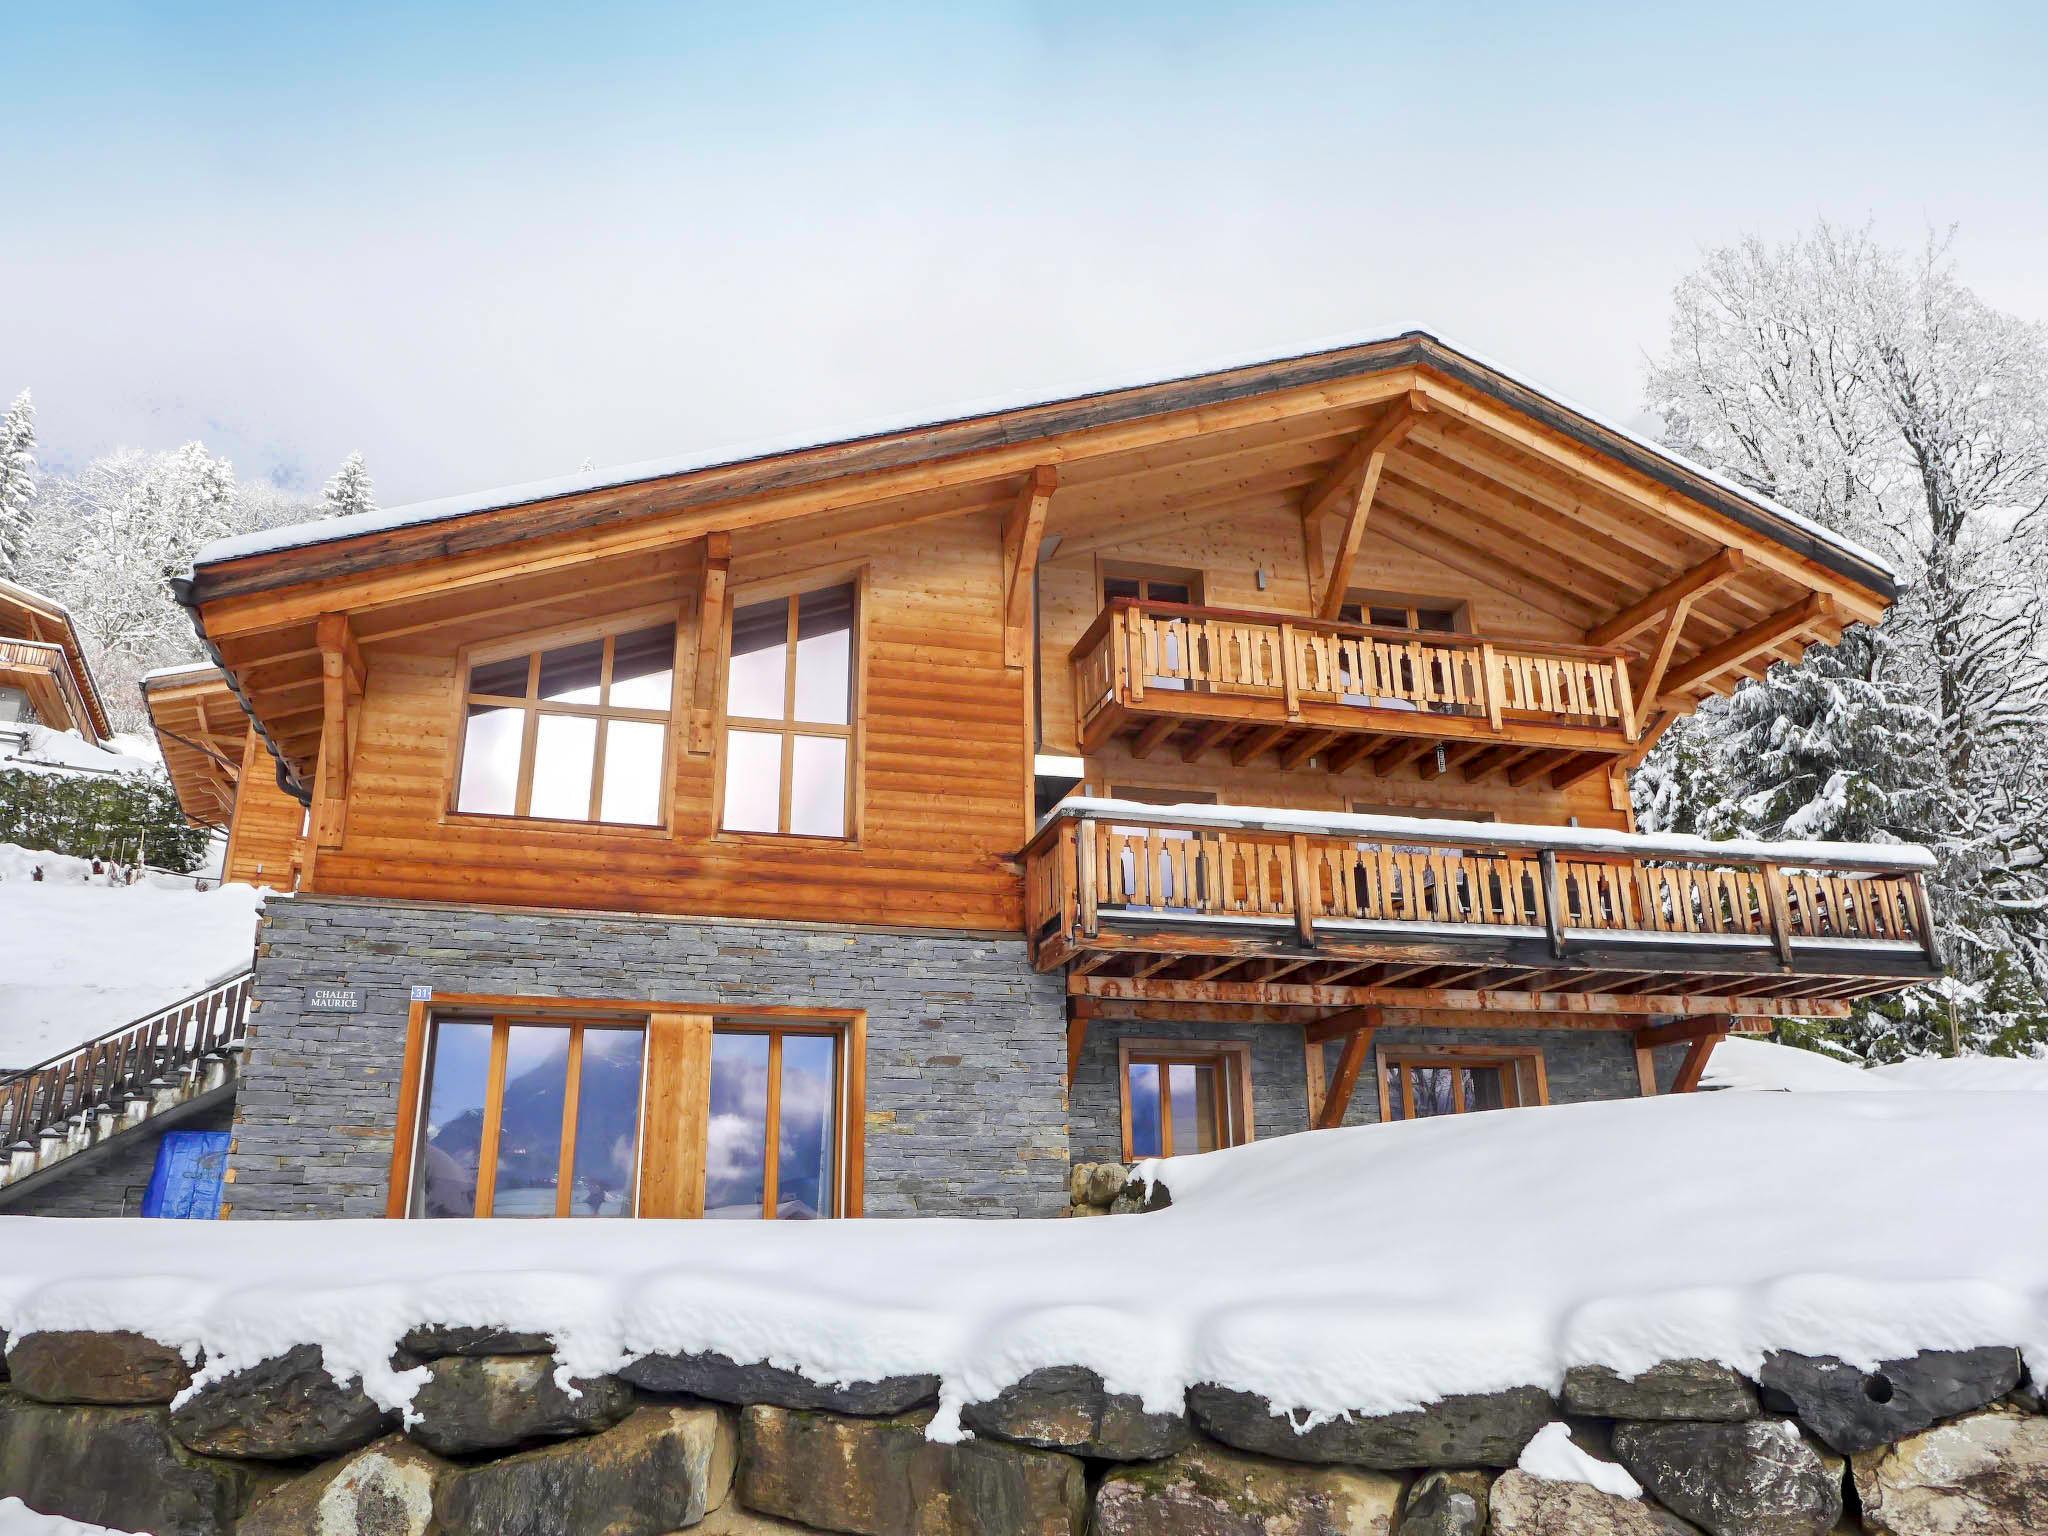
[321,450,376,520]
[0,389,35,580]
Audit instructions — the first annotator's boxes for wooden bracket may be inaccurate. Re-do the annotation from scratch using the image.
[1002,466,1058,669]
[311,613,357,850]
[1587,548,1745,647]
[1659,592,1831,700]
[1307,395,1427,620]
[688,532,732,753]
[1315,1013,1379,1129]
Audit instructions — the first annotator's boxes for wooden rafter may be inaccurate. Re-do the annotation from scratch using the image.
[1305,395,1426,619]
[1586,548,1746,647]
[1001,465,1058,668]
[1659,593,1832,699]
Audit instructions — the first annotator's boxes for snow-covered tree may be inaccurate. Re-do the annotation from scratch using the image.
[1642,222,2048,1057]
[321,450,376,520]
[0,390,35,579]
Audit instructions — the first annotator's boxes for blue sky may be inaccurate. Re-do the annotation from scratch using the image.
[3,2,2043,504]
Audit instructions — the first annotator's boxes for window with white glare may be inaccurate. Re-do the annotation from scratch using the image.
[721,584,856,838]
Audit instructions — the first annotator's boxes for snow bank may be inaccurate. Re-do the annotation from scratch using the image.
[3,1091,2042,1446]
[0,1499,138,1536]
[1703,1036,2048,1094]
[0,851,265,1067]
[1516,1422,1642,1498]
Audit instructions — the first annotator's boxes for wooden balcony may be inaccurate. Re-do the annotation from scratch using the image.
[1025,803,1941,1018]
[1071,600,1640,787]
[0,638,100,741]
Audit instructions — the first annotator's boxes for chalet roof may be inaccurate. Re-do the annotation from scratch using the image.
[138,664,246,828]
[185,329,1895,597]
[0,576,113,744]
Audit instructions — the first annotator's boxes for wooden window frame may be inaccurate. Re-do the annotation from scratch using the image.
[446,604,684,833]
[1341,589,1472,634]
[714,569,865,845]
[1116,1036,1254,1161]
[1097,560,1206,609]
[1374,1043,1548,1122]
[388,993,867,1220]
[709,1018,850,1220]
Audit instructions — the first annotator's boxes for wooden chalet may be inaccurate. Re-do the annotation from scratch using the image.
[0,578,110,746]
[120,330,1934,1221]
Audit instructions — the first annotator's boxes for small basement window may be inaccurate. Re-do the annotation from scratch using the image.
[454,619,678,825]
[1377,1046,1547,1121]
[1119,1039,1252,1159]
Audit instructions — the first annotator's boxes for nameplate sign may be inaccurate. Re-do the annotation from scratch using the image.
[305,986,365,1013]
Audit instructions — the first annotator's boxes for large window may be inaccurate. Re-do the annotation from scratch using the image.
[1119,1039,1252,1160]
[704,1022,844,1220]
[411,1016,647,1218]
[401,1004,860,1221]
[722,583,856,838]
[455,619,677,825]
[1377,1046,1547,1122]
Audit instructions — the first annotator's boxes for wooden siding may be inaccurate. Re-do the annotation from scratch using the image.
[303,515,1028,930]
[224,726,308,888]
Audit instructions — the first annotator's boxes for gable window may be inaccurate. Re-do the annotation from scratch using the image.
[1377,1046,1547,1121]
[721,583,857,838]
[455,619,677,825]
[1339,594,1467,633]
[401,1003,863,1221]
[1119,1039,1252,1159]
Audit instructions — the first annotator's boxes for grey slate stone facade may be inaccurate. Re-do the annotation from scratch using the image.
[230,896,1069,1220]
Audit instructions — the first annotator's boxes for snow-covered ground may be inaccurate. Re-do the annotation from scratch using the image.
[3,1089,2042,1448]
[0,845,265,1069]
[0,724,155,779]
[1704,1034,2048,1093]
[0,1499,136,1536]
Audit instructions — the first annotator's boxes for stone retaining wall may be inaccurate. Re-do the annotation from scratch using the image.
[233,896,1069,1219]
[1,1322,2040,1535]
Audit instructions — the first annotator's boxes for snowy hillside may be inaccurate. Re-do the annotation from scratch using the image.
[3,1089,2044,1444]
[0,845,265,1070]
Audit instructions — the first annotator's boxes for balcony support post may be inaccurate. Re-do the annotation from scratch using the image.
[1480,642,1504,732]
[1278,622,1302,719]
[1761,862,1796,965]
[1316,1018,1378,1130]
[1539,849,1567,961]
[688,532,731,753]
[1074,820,1099,940]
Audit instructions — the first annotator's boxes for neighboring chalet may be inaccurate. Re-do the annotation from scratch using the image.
[20,332,1943,1222]
[0,578,112,756]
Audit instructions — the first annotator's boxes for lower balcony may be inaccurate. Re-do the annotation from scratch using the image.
[1071,600,1640,787]
[1024,801,1941,1018]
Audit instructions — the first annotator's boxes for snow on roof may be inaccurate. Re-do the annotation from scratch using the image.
[188,328,1896,581]
[0,1091,2040,1443]
[139,661,224,686]
[1043,798,1937,871]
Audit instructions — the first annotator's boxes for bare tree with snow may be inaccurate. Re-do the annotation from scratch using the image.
[1642,222,2048,1055]
[0,390,35,580]
[321,450,376,520]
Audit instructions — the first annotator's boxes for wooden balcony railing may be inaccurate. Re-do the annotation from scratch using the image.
[1,970,253,1153]
[1070,600,1640,781]
[1024,804,1940,1005]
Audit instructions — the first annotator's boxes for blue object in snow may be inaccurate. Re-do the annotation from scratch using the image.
[141,1130,231,1218]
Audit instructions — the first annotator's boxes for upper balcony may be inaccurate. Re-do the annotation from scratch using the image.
[1024,801,1941,1017]
[1070,599,1640,788]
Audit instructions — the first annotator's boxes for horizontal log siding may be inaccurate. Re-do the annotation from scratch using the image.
[309,515,1026,930]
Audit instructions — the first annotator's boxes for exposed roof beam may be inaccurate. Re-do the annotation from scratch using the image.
[1659,593,1832,699]
[1586,548,1746,647]
[1372,507,1597,628]
[1309,396,1427,619]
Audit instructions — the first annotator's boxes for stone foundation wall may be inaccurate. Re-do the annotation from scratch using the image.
[232,896,1068,1220]
[3,1102,235,1219]
[1,1322,2040,1535]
